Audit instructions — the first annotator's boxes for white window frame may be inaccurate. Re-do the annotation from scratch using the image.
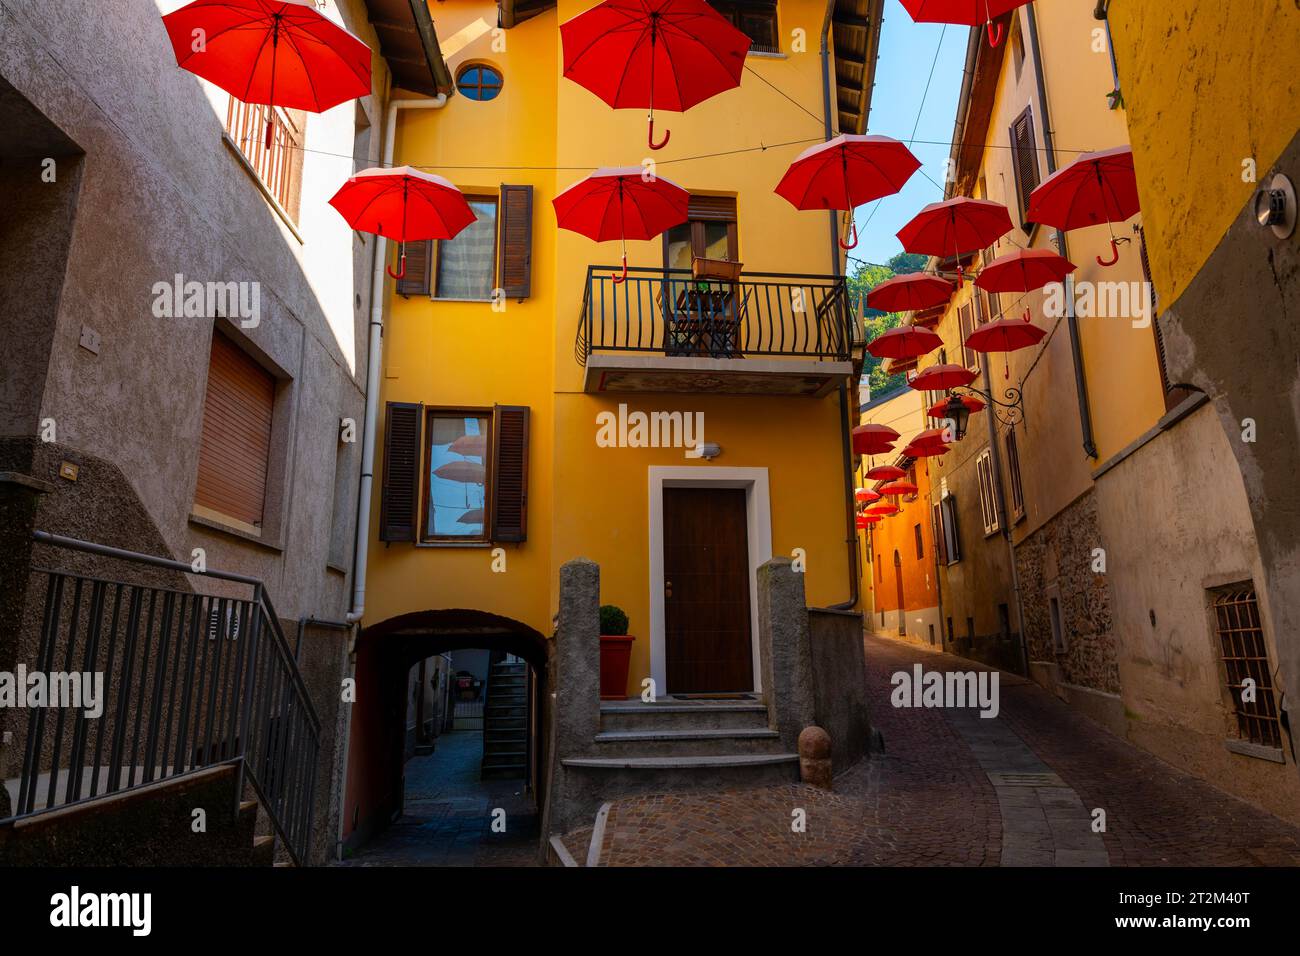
[975,448,1001,536]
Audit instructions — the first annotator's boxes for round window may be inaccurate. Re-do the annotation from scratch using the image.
[456,64,503,101]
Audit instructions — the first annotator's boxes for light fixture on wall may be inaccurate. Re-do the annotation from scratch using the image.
[944,386,1024,436]
[1256,173,1297,240]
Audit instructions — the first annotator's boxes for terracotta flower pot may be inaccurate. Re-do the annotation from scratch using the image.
[599,634,635,700]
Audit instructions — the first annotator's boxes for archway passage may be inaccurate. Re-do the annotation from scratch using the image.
[341,610,551,866]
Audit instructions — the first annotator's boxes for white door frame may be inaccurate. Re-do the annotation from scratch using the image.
[647,466,773,696]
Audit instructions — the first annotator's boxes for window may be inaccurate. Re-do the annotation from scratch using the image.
[436,197,499,299]
[939,494,961,564]
[224,97,304,220]
[931,501,946,564]
[1138,226,1198,411]
[877,554,883,582]
[664,195,738,270]
[1009,14,1026,82]
[707,0,778,53]
[1005,428,1025,521]
[1049,595,1066,653]
[456,64,503,101]
[1009,105,1040,230]
[380,402,530,544]
[904,464,919,502]
[913,523,924,560]
[975,448,1001,536]
[957,304,979,371]
[194,332,275,533]
[1211,585,1282,748]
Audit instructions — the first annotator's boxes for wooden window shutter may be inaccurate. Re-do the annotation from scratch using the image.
[498,184,533,299]
[490,405,529,542]
[395,240,432,297]
[195,333,275,527]
[1009,107,1040,228]
[687,195,736,222]
[380,402,422,541]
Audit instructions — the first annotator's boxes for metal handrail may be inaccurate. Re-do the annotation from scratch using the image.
[5,532,321,865]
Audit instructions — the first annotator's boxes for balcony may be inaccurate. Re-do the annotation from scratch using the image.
[574,266,857,396]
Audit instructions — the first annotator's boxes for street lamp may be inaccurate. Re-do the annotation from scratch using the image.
[942,394,971,442]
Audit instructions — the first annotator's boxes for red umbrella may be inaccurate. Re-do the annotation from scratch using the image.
[899,0,1034,46]
[897,197,1013,288]
[908,427,951,449]
[865,464,907,481]
[975,248,1076,294]
[866,273,953,313]
[965,311,1046,378]
[163,0,371,149]
[775,135,920,249]
[554,167,689,283]
[866,325,943,361]
[856,514,880,529]
[330,167,476,279]
[927,395,984,420]
[852,423,900,456]
[854,488,882,504]
[866,502,900,517]
[879,480,919,497]
[908,363,978,392]
[1027,146,1140,266]
[434,460,485,484]
[560,0,750,150]
[902,441,949,459]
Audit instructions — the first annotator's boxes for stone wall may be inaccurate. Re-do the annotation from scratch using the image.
[808,607,873,770]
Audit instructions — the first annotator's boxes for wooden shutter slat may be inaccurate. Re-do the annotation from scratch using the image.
[1010,107,1040,228]
[195,333,275,526]
[491,405,529,543]
[395,240,432,297]
[380,402,422,542]
[687,195,736,222]
[498,184,533,299]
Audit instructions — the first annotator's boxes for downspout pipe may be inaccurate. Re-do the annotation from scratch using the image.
[1024,3,1097,459]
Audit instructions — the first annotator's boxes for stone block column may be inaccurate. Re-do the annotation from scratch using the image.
[757,557,816,752]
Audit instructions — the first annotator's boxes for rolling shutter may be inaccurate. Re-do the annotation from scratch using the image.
[1009,106,1040,228]
[498,184,533,299]
[395,240,432,297]
[195,333,275,527]
[491,405,529,543]
[687,195,736,221]
[380,402,422,541]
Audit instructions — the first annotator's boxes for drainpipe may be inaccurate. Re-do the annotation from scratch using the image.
[1025,3,1097,459]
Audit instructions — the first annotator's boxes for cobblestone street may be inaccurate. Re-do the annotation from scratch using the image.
[569,634,1300,867]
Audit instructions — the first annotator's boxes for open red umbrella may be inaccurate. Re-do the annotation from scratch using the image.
[866,273,953,313]
[1027,146,1140,266]
[899,0,1033,46]
[330,167,475,279]
[975,248,1076,294]
[854,488,882,504]
[856,514,880,529]
[879,479,919,497]
[852,423,899,456]
[965,310,1046,378]
[163,0,371,149]
[560,0,750,150]
[865,464,908,481]
[908,363,978,392]
[866,502,900,517]
[897,197,1013,288]
[908,427,951,449]
[902,441,949,459]
[775,135,920,249]
[927,395,984,420]
[553,167,689,283]
[866,325,943,361]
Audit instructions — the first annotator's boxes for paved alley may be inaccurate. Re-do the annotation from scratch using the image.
[338,731,539,867]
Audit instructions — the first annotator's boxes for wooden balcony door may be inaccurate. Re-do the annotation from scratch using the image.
[663,487,753,694]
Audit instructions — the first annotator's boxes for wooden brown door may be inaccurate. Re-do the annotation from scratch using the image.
[663,487,753,694]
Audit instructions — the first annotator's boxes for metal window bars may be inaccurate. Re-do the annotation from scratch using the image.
[1212,586,1282,749]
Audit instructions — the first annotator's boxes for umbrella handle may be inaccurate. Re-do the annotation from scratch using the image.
[1095,238,1120,267]
[648,117,670,151]
[838,217,858,251]
[986,20,1003,47]
[612,254,628,285]
[956,264,964,290]
[386,245,407,280]
[264,116,274,151]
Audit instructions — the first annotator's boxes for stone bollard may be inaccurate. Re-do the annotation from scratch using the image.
[798,725,832,790]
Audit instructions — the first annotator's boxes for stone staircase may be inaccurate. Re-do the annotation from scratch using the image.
[481,661,529,780]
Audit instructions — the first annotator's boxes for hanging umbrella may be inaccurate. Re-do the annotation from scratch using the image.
[965,311,1046,378]
[865,464,908,481]
[908,363,978,392]
[865,273,954,313]
[774,135,920,249]
[902,441,949,459]
[856,514,880,529]
[908,427,952,449]
[1027,146,1140,266]
[330,167,476,279]
[866,502,900,517]
[456,508,486,525]
[448,434,487,457]
[433,461,486,484]
[852,423,900,456]
[927,395,985,420]
[560,0,750,150]
[899,0,1034,46]
[553,167,689,283]
[854,488,882,504]
[163,0,371,149]
[879,479,919,497]
[975,248,1076,294]
[897,197,1013,288]
[866,325,943,361]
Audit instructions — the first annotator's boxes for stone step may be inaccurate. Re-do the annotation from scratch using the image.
[563,753,798,771]
[482,764,527,780]
[592,726,783,757]
[598,700,770,733]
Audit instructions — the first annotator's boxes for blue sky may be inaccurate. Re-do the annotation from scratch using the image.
[850,0,968,269]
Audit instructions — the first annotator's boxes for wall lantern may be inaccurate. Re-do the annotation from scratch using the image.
[1256,173,1296,240]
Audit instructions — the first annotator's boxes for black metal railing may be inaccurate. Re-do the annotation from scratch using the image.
[4,532,320,866]
[574,265,855,366]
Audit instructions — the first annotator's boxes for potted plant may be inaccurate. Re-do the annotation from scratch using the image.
[598,605,635,701]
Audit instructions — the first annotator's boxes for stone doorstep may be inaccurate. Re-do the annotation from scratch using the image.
[561,753,799,770]
[593,727,780,743]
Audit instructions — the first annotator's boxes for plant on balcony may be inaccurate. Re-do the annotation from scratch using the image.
[598,604,635,701]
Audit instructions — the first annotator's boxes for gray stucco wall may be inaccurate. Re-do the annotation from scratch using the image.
[808,607,873,770]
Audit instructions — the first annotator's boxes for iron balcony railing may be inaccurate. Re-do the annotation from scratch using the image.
[574,265,857,366]
[4,531,320,866]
